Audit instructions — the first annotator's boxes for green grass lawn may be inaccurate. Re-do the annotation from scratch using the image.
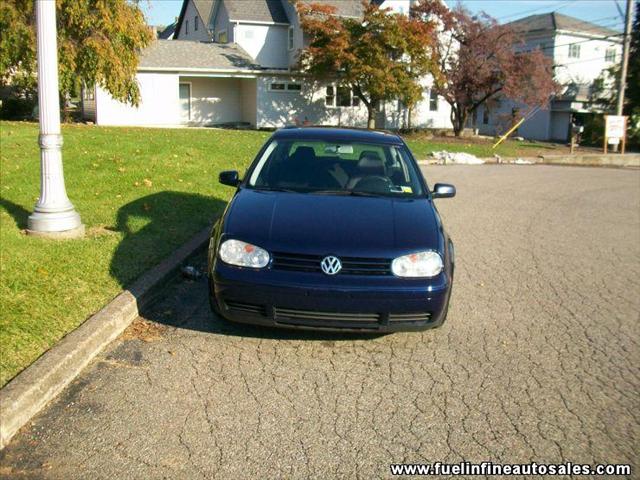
[404,133,564,159]
[0,122,270,386]
[0,121,560,387]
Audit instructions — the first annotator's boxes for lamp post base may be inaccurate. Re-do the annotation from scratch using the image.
[27,208,84,239]
[26,224,85,239]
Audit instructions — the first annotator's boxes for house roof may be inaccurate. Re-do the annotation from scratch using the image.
[225,0,289,23]
[313,0,364,18]
[158,22,177,40]
[139,40,260,71]
[507,12,620,38]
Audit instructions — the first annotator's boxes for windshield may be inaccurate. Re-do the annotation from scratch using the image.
[247,140,425,197]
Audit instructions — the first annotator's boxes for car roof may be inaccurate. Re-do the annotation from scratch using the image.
[272,127,404,146]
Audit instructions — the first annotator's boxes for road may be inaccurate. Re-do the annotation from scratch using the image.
[1,165,639,479]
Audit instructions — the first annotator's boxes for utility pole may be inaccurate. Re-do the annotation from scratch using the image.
[616,0,633,116]
[27,0,84,238]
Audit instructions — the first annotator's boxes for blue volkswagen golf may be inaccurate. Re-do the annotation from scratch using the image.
[208,127,455,332]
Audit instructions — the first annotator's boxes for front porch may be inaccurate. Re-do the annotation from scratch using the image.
[178,76,257,127]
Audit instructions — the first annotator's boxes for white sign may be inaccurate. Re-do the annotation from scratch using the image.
[605,115,626,139]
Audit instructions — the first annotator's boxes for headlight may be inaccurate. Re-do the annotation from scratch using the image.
[219,239,270,268]
[391,251,443,277]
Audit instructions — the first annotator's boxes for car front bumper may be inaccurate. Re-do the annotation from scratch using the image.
[211,263,452,332]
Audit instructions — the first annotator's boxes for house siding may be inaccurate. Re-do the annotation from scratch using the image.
[178,0,211,41]
[212,2,231,42]
[235,23,289,69]
[552,33,622,86]
[95,73,180,126]
[256,77,369,129]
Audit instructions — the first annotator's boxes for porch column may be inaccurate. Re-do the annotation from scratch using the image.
[27,0,84,238]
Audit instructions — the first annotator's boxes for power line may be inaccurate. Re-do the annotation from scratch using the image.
[495,0,575,21]
[519,32,624,54]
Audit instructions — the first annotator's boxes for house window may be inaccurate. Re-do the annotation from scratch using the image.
[217,30,227,43]
[336,86,352,107]
[326,85,359,107]
[429,90,438,111]
[483,108,490,125]
[288,26,294,50]
[185,20,189,34]
[605,48,616,62]
[195,16,198,30]
[270,82,302,93]
[325,86,335,106]
[568,44,580,58]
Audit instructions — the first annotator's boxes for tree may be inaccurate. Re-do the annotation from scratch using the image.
[0,0,153,106]
[412,1,558,136]
[295,1,439,129]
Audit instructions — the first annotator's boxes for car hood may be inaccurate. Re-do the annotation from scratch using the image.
[223,189,443,257]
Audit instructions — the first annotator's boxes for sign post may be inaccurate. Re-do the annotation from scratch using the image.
[604,115,627,154]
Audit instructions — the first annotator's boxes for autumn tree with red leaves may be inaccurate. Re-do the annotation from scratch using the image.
[412,1,558,136]
[295,1,439,129]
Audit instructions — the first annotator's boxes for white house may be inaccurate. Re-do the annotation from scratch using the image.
[474,12,623,142]
[82,0,452,130]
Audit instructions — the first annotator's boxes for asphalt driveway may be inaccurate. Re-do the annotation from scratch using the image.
[1,165,639,479]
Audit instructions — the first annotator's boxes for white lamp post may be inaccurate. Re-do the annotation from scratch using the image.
[27,0,83,238]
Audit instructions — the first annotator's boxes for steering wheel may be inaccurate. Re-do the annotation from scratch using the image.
[352,176,393,194]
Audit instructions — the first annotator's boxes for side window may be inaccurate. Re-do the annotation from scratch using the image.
[185,20,189,35]
[195,16,198,31]
[217,30,228,43]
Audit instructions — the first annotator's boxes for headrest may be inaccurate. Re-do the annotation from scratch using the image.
[357,150,385,175]
[290,146,316,163]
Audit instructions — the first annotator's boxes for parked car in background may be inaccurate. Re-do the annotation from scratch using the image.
[208,127,456,332]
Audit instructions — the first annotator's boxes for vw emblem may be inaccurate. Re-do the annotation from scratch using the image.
[321,256,342,275]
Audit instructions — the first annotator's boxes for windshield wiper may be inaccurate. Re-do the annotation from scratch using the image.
[251,186,300,193]
[310,189,380,197]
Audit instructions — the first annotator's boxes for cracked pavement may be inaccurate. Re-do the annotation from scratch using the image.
[1,165,639,479]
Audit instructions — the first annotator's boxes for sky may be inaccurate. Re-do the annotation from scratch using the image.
[140,0,626,32]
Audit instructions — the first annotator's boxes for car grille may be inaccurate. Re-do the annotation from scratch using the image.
[271,252,392,276]
[223,301,432,329]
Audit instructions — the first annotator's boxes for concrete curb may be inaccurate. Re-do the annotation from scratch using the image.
[420,153,640,168]
[0,226,211,449]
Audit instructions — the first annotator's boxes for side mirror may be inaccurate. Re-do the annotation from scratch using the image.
[431,183,456,199]
[219,170,240,187]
